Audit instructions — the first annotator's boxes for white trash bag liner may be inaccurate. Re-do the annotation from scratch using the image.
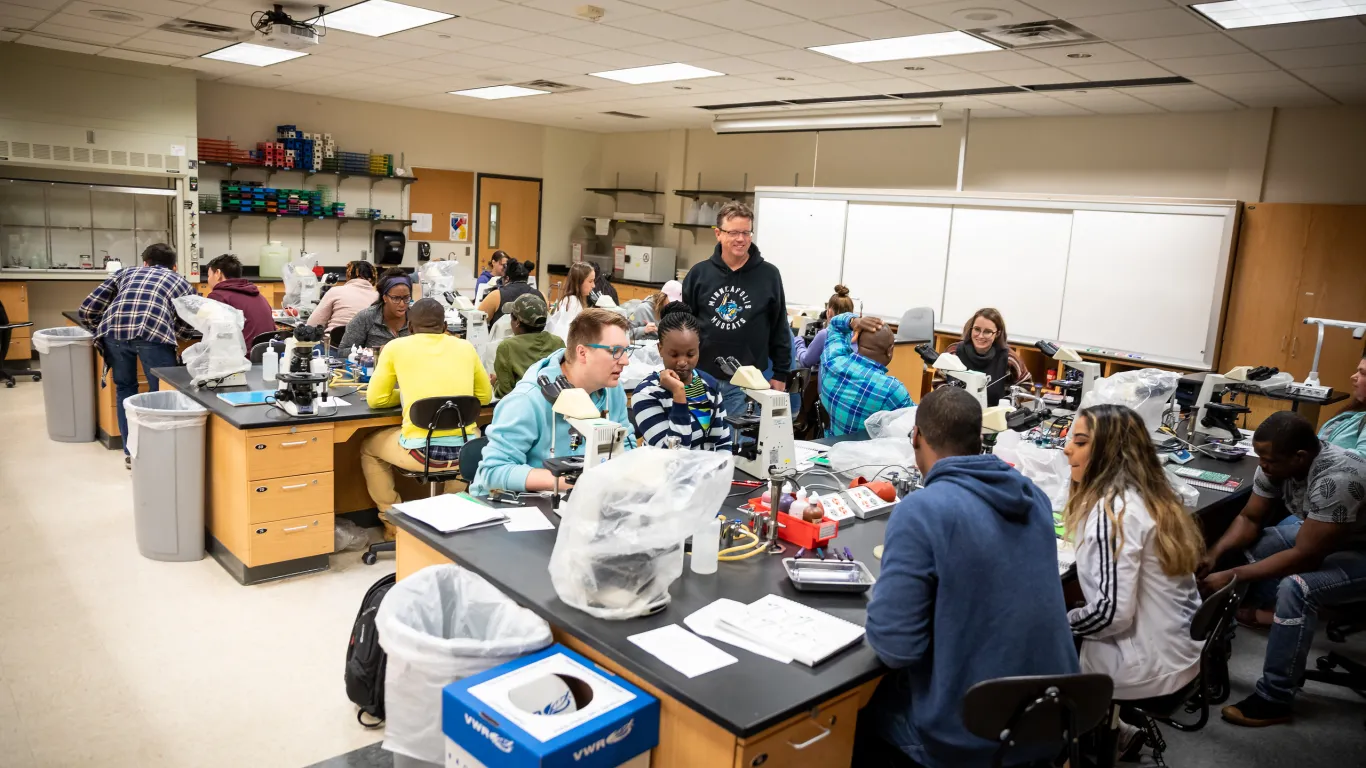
[1080,368,1181,434]
[826,437,917,478]
[1014,441,1072,511]
[32,326,93,355]
[550,448,733,620]
[376,564,552,764]
[865,406,917,440]
[123,390,208,459]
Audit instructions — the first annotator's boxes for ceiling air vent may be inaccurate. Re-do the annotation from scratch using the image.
[517,79,585,95]
[53,145,71,162]
[602,111,647,119]
[968,20,1098,49]
[158,19,247,41]
[93,149,109,164]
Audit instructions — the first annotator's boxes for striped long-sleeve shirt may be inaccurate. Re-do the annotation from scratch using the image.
[819,313,914,437]
[78,265,196,346]
[630,370,733,452]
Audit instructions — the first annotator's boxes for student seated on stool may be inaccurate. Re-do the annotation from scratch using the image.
[630,303,732,452]
[820,312,913,437]
[493,294,564,399]
[856,387,1078,768]
[1200,411,1366,727]
[471,309,634,496]
[361,298,492,539]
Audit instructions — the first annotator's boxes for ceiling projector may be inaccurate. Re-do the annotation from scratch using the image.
[252,4,325,50]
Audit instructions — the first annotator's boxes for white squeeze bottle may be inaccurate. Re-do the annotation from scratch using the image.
[262,348,278,383]
[691,516,721,575]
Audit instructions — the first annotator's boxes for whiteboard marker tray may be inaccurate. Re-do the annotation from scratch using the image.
[782,557,876,594]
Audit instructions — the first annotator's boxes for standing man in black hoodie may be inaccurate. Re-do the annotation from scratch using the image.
[682,201,791,419]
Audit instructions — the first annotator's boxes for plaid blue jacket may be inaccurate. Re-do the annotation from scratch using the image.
[78,265,196,346]
[819,313,914,437]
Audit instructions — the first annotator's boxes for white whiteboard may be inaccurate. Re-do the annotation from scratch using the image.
[1059,211,1228,363]
[941,207,1074,341]
[841,203,952,320]
[754,196,847,308]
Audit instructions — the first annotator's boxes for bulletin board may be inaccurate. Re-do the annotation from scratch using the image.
[408,167,475,246]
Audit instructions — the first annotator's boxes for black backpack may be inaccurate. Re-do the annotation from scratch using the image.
[345,572,397,728]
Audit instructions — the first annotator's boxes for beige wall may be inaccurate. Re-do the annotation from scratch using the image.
[1262,106,1366,204]
[196,82,600,283]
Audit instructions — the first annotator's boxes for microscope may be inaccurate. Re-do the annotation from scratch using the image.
[1189,369,1253,442]
[716,357,796,478]
[914,344,989,408]
[273,324,331,416]
[1034,340,1099,411]
[460,308,489,346]
[538,375,628,510]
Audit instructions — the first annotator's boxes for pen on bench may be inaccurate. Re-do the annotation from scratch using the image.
[731,480,763,488]
[794,547,806,559]
[816,547,825,560]
[843,546,853,561]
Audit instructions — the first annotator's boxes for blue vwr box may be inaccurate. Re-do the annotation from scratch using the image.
[442,644,659,768]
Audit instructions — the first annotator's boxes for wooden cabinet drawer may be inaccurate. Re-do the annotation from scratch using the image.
[246,471,334,524]
[246,512,333,567]
[244,425,332,481]
[6,337,31,361]
[734,692,860,768]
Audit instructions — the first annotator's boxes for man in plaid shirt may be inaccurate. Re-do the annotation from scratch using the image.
[79,243,195,463]
[819,312,914,437]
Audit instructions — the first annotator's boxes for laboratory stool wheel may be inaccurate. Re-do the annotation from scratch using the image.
[32,372,41,382]
[362,551,378,565]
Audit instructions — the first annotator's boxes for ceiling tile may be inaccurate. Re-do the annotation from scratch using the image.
[679,31,789,55]
[457,43,556,64]
[861,57,966,76]
[622,0,700,12]
[969,106,1028,118]
[574,50,666,68]
[1190,70,1301,94]
[737,70,830,86]
[913,72,1011,90]
[622,41,724,62]
[353,39,451,60]
[907,0,1053,30]
[749,21,864,48]
[124,35,219,56]
[0,13,41,29]
[745,48,843,70]
[0,2,58,21]
[687,55,780,75]
[17,33,105,53]
[3,0,64,10]
[382,30,493,51]
[471,4,591,33]
[0,29,21,40]
[477,62,581,81]
[987,66,1086,86]
[1264,43,1366,70]
[1317,82,1366,105]
[412,0,510,15]
[1011,98,1094,117]
[1117,33,1249,60]
[1071,8,1213,41]
[103,0,198,19]
[509,34,604,57]
[307,45,393,65]
[1024,42,1138,67]
[604,11,724,39]
[62,0,173,28]
[1127,83,1240,111]
[523,0,656,21]
[1226,18,1366,52]
[823,8,949,38]
[800,64,895,82]
[420,50,496,68]
[98,47,184,64]
[172,6,246,28]
[1026,0,1171,17]
[943,50,1043,72]
[1156,52,1277,77]
[1293,63,1366,87]
[423,17,537,43]
[33,21,136,45]
[1061,60,1174,81]
[846,77,934,95]
[554,22,660,48]
[673,0,805,30]
[1238,91,1337,108]
[282,78,356,96]
[750,0,893,20]
[1049,90,1165,114]
[791,82,878,98]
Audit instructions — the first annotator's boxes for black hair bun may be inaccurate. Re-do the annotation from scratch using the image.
[659,301,693,319]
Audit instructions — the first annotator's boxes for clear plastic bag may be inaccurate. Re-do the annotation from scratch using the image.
[281,254,321,310]
[1167,472,1200,510]
[550,448,734,620]
[825,437,917,476]
[1080,368,1181,434]
[377,564,553,763]
[333,517,370,552]
[173,295,250,386]
[1014,441,1072,511]
[619,340,663,392]
[123,390,207,459]
[32,326,92,355]
[865,406,917,440]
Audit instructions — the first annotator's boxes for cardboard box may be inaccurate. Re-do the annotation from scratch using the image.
[443,645,658,768]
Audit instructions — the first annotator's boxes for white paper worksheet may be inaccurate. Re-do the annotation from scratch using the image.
[627,624,737,678]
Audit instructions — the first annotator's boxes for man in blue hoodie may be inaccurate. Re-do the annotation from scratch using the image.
[859,387,1079,767]
[472,308,634,496]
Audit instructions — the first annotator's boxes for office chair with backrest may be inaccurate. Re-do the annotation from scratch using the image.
[328,325,346,352]
[250,329,291,348]
[896,307,936,343]
[1303,599,1366,728]
[0,301,39,388]
[249,342,274,365]
[962,673,1114,768]
[362,395,484,565]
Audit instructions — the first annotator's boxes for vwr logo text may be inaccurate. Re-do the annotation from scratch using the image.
[573,719,634,761]
[464,713,515,753]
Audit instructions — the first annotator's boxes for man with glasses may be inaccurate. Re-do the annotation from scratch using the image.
[472,308,634,496]
[681,201,791,420]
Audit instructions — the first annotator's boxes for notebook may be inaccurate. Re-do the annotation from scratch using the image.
[393,493,507,533]
[217,390,275,407]
[716,594,865,667]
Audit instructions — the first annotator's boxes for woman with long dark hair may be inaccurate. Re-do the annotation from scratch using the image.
[938,307,1031,406]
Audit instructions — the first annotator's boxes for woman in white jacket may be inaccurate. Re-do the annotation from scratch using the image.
[1063,404,1207,759]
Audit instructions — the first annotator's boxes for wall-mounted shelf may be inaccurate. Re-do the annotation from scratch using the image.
[586,187,662,196]
[198,160,417,186]
[674,189,753,199]
[584,216,662,226]
[199,210,413,250]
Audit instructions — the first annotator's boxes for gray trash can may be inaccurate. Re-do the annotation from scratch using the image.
[124,391,209,562]
[32,327,96,442]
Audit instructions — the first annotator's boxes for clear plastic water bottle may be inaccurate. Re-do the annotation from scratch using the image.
[691,516,721,575]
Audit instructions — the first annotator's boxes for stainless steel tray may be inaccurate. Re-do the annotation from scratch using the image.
[782,557,876,593]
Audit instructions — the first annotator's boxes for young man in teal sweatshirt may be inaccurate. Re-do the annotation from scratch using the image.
[472,308,634,496]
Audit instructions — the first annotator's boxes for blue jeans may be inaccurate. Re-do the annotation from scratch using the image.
[105,338,179,455]
[1244,517,1366,703]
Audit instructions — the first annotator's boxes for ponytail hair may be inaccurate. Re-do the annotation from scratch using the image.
[828,284,854,315]
[505,259,533,283]
[346,260,376,285]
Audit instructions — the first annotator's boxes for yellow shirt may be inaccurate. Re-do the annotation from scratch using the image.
[367,332,493,443]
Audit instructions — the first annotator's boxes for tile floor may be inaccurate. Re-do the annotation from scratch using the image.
[0,379,393,767]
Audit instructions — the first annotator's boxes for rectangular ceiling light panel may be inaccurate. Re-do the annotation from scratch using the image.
[318,0,454,37]
[1191,0,1366,29]
[449,85,551,99]
[590,63,724,85]
[810,31,1000,63]
[202,42,309,66]
[714,109,942,134]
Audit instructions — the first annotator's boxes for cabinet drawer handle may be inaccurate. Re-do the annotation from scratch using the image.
[1280,334,1287,353]
[282,525,310,533]
[1290,337,1299,357]
[786,721,831,750]
[281,483,309,491]
[280,440,308,448]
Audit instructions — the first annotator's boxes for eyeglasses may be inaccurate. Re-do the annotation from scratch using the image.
[716,228,753,239]
[970,327,997,338]
[586,343,631,361]
[384,293,412,303]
